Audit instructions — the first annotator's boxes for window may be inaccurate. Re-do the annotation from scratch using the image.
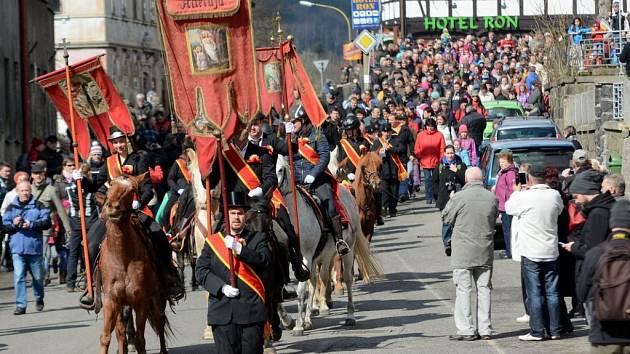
[496,126,558,140]
[613,83,624,120]
[492,147,574,177]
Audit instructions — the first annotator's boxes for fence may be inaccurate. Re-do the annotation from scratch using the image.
[569,30,627,74]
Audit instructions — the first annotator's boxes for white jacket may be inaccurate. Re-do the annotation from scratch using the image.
[505,184,563,262]
[437,124,457,145]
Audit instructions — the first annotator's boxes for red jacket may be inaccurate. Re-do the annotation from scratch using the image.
[414,129,446,169]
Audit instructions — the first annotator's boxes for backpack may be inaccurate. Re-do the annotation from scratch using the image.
[593,237,630,321]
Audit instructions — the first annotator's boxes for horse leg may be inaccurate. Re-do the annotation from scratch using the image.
[99,297,118,354]
[304,279,316,331]
[292,279,308,336]
[343,249,356,327]
[277,303,295,330]
[134,308,148,354]
[123,307,137,353]
[115,310,127,354]
[333,255,344,296]
[154,299,169,354]
[190,257,198,290]
[317,256,334,316]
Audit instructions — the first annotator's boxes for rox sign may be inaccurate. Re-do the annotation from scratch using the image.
[423,16,519,31]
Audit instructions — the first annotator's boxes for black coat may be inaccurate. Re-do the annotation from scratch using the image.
[393,124,415,163]
[209,142,277,196]
[620,43,630,76]
[370,137,405,181]
[432,156,467,210]
[577,233,630,345]
[38,148,63,179]
[95,152,154,207]
[167,158,190,193]
[337,137,369,174]
[321,120,341,151]
[195,229,272,325]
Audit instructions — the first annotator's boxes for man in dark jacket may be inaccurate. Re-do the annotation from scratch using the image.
[371,122,406,218]
[577,200,630,352]
[195,192,271,354]
[618,33,630,77]
[459,106,486,155]
[563,170,615,325]
[37,135,63,179]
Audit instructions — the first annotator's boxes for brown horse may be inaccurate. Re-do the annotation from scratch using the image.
[99,174,170,354]
[353,151,382,242]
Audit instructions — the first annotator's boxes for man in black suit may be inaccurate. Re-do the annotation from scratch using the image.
[196,191,272,354]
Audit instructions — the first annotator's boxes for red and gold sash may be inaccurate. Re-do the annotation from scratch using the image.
[206,232,266,303]
[297,138,320,165]
[339,138,361,169]
[175,158,191,184]
[223,144,287,210]
[379,137,408,181]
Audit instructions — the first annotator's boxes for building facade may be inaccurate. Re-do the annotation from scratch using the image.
[54,0,167,131]
[382,0,601,36]
[0,0,56,166]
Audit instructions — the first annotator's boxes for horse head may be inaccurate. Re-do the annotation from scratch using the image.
[104,173,147,222]
[276,156,292,195]
[356,152,382,191]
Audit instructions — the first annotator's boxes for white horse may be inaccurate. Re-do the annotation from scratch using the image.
[276,155,381,331]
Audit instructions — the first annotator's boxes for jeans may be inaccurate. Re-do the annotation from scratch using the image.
[453,267,494,336]
[521,257,562,338]
[442,223,452,248]
[500,212,512,257]
[423,169,434,202]
[12,253,44,309]
[398,177,410,200]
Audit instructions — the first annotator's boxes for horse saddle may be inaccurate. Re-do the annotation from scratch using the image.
[296,185,328,232]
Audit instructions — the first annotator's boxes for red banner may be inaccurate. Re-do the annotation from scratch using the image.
[34,56,134,159]
[156,0,260,177]
[256,46,289,116]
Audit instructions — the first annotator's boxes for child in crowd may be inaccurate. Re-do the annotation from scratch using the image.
[453,139,471,167]
[457,125,478,166]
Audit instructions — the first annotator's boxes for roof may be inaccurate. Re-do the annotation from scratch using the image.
[487,138,575,150]
[484,100,523,110]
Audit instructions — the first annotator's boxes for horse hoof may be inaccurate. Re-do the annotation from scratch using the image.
[311,308,319,316]
[292,328,304,336]
[344,318,356,326]
[334,285,344,296]
[127,343,137,353]
[319,308,329,316]
[326,300,334,309]
[264,348,278,354]
[304,322,313,330]
[283,319,295,330]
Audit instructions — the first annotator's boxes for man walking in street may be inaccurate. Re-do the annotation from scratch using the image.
[442,167,499,341]
[2,181,51,315]
[506,164,565,341]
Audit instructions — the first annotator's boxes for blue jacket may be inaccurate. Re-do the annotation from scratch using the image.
[2,195,51,255]
[293,126,330,184]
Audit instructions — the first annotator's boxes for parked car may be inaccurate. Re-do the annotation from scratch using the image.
[483,100,524,140]
[489,117,562,142]
[479,138,576,188]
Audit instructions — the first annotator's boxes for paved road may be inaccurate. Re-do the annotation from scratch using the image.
[0,197,591,353]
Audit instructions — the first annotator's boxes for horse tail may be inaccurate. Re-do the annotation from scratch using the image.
[147,299,173,339]
[353,227,383,283]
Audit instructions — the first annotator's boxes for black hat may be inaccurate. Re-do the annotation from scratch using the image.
[610,199,630,230]
[31,162,46,174]
[341,114,360,130]
[108,126,126,140]
[45,135,58,143]
[365,125,376,134]
[570,170,603,195]
[354,107,367,116]
[290,104,307,122]
[227,191,250,209]
[380,122,393,132]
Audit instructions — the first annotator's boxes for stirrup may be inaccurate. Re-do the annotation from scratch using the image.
[335,240,350,256]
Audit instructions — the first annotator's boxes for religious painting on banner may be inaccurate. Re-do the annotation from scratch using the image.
[156,0,260,177]
[34,56,134,159]
[256,46,291,116]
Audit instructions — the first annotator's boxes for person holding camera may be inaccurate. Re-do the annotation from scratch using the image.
[433,145,467,256]
[2,180,51,315]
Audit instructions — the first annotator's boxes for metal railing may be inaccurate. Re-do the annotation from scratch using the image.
[568,30,627,75]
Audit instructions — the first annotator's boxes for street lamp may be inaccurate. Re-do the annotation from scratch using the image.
[299,0,352,42]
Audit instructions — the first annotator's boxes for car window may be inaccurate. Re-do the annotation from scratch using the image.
[496,127,557,140]
[487,108,522,119]
[491,147,573,177]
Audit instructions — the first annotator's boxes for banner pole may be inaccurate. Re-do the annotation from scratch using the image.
[62,39,93,298]
[216,136,236,287]
[280,41,302,259]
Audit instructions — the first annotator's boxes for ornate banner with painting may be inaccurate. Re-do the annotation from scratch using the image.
[156,0,260,177]
[34,56,134,159]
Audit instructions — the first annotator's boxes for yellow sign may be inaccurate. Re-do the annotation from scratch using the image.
[353,30,378,54]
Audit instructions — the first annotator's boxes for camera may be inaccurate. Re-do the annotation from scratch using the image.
[445,181,456,193]
[16,218,25,228]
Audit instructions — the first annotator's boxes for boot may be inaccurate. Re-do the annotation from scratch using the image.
[288,248,310,282]
[331,215,349,256]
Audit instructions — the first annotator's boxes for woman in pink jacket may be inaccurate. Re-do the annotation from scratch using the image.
[493,150,518,258]
[414,118,445,204]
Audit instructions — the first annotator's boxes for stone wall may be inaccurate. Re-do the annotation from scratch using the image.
[550,75,630,177]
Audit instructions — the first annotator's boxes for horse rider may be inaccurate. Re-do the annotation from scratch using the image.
[159,137,194,230]
[371,122,406,218]
[80,126,184,309]
[337,113,369,184]
[210,115,310,281]
[286,105,350,256]
[195,191,272,354]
